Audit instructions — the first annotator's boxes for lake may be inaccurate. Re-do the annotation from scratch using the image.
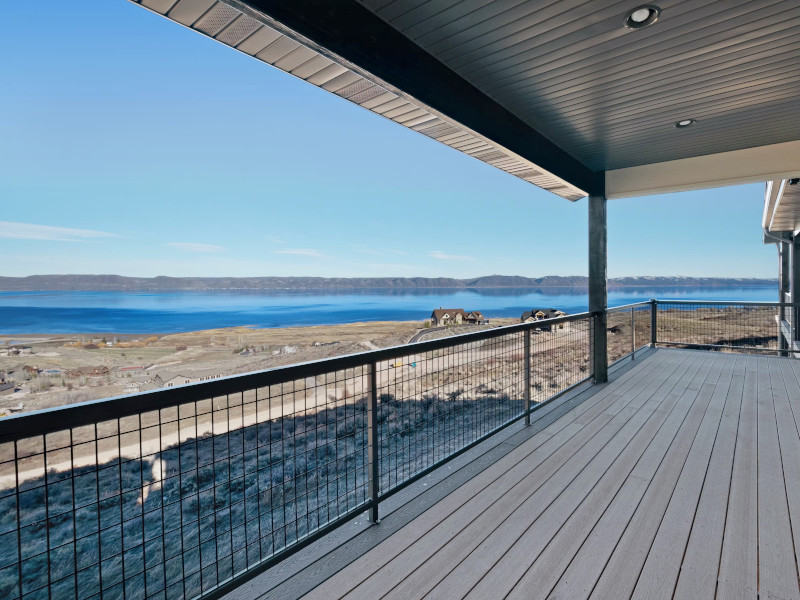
[0,286,779,334]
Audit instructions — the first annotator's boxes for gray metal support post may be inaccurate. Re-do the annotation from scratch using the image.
[650,299,658,347]
[793,235,800,342]
[589,193,608,384]
[524,328,531,425]
[779,241,790,353]
[631,306,635,359]
[367,362,380,523]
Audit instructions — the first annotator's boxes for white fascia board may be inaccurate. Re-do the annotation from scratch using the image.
[763,180,777,230]
[768,179,787,232]
[605,140,800,200]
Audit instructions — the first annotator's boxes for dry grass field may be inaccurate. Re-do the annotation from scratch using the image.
[0,319,517,415]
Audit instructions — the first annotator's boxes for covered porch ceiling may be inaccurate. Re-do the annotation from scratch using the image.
[129,0,800,201]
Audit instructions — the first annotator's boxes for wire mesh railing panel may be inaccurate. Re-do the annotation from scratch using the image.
[634,304,652,352]
[529,316,590,402]
[656,302,780,354]
[784,294,796,342]
[375,330,526,492]
[606,309,634,365]
[0,311,603,600]
[606,304,652,366]
[0,367,371,600]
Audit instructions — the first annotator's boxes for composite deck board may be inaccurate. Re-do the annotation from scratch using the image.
[672,356,745,600]
[301,347,683,600]
[505,352,726,600]
[777,358,800,586]
[296,350,800,600]
[629,352,735,600]
[301,348,680,600]
[568,351,724,600]
[447,348,704,600]
[349,350,696,600]
[757,356,800,600]
[587,354,729,599]
[717,354,760,600]
[554,352,733,600]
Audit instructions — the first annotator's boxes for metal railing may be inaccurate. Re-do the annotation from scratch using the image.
[653,300,795,354]
[605,302,652,365]
[602,300,799,358]
[0,312,592,600]
[2,298,793,600]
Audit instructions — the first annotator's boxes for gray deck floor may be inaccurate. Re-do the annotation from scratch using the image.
[298,349,800,600]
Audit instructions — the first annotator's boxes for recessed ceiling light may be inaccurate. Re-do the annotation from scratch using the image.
[624,5,661,29]
[674,119,697,128]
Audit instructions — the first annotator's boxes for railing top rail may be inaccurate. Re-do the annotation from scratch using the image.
[655,300,793,307]
[0,310,593,440]
[607,301,653,311]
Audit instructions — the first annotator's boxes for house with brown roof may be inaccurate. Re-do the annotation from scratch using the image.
[464,311,487,324]
[521,308,569,331]
[430,308,466,327]
[430,308,488,327]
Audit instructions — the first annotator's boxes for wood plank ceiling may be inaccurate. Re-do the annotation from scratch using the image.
[359,0,800,171]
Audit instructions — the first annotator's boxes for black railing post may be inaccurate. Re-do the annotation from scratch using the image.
[368,361,380,524]
[524,328,531,425]
[650,299,658,347]
[631,306,636,359]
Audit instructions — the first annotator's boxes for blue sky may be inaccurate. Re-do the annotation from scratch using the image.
[0,0,775,279]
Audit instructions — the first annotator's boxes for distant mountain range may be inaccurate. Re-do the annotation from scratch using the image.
[0,274,777,291]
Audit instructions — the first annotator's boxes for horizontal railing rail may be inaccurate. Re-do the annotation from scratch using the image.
[655,299,795,307]
[0,311,590,442]
[606,300,653,312]
[0,311,593,600]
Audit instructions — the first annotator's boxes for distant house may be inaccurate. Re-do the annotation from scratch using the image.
[431,308,489,327]
[465,311,488,325]
[165,375,195,388]
[197,374,222,382]
[521,308,569,331]
[431,308,467,327]
[0,382,15,396]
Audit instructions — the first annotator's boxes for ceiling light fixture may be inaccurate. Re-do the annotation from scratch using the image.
[624,5,661,29]
[674,119,697,128]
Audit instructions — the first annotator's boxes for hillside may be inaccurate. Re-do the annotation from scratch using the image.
[0,274,777,291]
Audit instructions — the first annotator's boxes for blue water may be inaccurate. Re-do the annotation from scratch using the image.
[0,286,778,334]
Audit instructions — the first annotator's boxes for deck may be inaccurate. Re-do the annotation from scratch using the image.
[219,348,800,600]
[275,348,800,600]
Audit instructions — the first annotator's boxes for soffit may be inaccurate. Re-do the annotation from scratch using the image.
[358,0,800,171]
[130,0,591,200]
